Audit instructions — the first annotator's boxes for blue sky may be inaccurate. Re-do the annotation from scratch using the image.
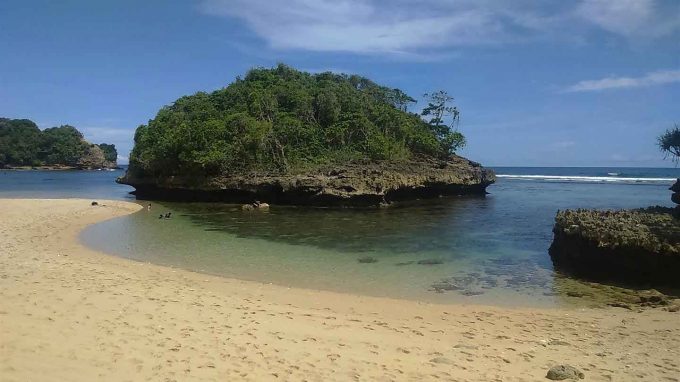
[1,0,679,167]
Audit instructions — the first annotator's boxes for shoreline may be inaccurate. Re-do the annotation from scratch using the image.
[78,208,676,311]
[1,199,679,381]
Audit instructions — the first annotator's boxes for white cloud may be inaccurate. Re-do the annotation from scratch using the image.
[199,0,679,55]
[576,0,680,37]
[563,69,680,92]
[200,0,515,54]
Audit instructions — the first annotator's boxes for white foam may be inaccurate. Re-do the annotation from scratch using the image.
[496,174,675,183]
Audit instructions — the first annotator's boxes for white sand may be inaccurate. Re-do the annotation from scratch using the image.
[1,199,678,381]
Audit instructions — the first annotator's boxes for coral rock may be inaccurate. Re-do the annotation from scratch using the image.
[549,207,680,287]
[118,155,495,207]
[546,365,584,380]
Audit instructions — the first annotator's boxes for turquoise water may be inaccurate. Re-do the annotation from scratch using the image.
[78,167,677,306]
[2,167,678,306]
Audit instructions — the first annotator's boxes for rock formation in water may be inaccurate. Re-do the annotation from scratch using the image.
[77,143,117,170]
[549,207,680,288]
[117,64,494,206]
[118,155,494,206]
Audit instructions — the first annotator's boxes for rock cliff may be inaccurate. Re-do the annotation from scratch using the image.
[117,155,495,206]
[549,207,680,288]
[77,143,117,170]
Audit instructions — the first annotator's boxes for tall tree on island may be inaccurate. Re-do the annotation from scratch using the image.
[658,123,680,213]
[421,91,466,155]
[658,124,680,164]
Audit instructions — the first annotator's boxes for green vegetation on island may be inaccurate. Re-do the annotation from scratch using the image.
[129,64,466,178]
[0,118,118,169]
[97,143,118,163]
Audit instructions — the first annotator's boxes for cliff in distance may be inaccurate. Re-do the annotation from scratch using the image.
[0,118,117,170]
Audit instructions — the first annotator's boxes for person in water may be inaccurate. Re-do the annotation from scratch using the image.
[147,203,152,211]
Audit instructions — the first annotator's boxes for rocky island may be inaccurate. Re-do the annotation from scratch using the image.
[118,64,494,206]
[549,179,680,288]
[0,118,118,170]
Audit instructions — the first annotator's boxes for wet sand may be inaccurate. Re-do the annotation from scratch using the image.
[1,199,678,381]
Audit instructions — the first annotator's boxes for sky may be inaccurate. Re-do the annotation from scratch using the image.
[1,0,679,167]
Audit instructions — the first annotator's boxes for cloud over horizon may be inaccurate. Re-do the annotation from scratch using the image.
[563,69,680,92]
[199,0,680,56]
[576,0,680,38]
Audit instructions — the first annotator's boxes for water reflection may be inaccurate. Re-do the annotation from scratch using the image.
[174,197,495,257]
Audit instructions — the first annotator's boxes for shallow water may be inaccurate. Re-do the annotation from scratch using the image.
[77,167,678,307]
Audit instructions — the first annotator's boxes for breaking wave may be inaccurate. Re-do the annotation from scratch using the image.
[496,174,675,184]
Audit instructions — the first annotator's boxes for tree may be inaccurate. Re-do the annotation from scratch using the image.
[0,118,42,166]
[98,143,118,162]
[40,125,88,166]
[0,118,118,168]
[421,91,465,155]
[388,88,416,112]
[658,124,680,164]
[314,89,340,127]
[128,65,470,178]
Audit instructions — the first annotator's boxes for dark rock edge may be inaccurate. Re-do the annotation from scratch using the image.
[548,208,680,288]
[117,155,495,207]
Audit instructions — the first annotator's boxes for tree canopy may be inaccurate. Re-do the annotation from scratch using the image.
[98,143,118,162]
[0,118,42,166]
[0,118,117,168]
[40,125,89,166]
[129,64,466,178]
[658,124,680,164]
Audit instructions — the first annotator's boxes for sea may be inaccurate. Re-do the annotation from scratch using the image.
[1,166,678,307]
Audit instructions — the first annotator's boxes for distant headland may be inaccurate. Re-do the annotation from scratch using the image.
[118,64,495,206]
[0,118,118,170]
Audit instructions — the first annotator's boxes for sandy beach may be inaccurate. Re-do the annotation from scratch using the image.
[1,199,678,381]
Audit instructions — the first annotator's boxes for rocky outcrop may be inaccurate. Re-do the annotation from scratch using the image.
[77,144,104,169]
[76,143,117,170]
[546,365,584,380]
[671,179,680,193]
[549,208,680,287]
[241,201,270,211]
[117,155,495,207]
